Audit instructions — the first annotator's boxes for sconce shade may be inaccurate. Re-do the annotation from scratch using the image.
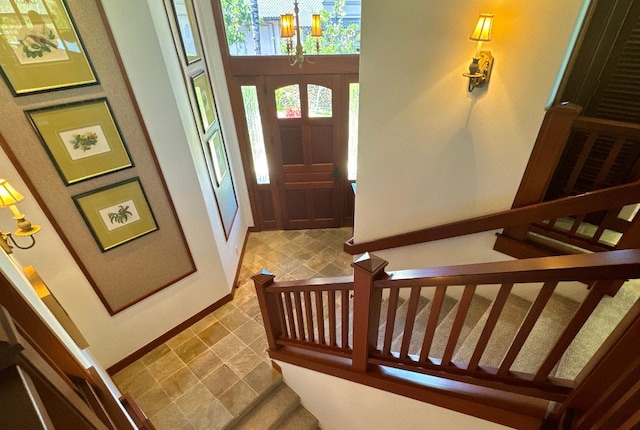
[0,179,24,207]
[470,13,494,41]
[311,14,322,37]
[280,14,295,38]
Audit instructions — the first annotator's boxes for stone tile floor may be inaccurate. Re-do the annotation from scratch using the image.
[113,228,353,430]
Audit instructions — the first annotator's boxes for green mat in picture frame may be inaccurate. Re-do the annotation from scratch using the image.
[191,70,217,133]
[27,98,133,185]
[0,0,97,95]
[73,178,158,252]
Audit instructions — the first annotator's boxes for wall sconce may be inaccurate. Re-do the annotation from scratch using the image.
[462,13,494,92]
[280,1,322,67]
[0,179,41,254]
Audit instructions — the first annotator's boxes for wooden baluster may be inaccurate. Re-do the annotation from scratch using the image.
[283,292,296,339]
[382,287,400,356]
[419,286,447,362]
[399,286,422,358]
[352,253,388,373]
[591,136,625,190]
[341,290,350,348]
[534,285,608,382]
[303,291,315,343]
[568,214,586,236]
[564,133,597,195]
[498,281,557,376]
[294,292,305,341]
[467,283,513,371]
[441,285,476,367]
[252,270,283,350]
[314,291,325,345]
[328,291,337,346]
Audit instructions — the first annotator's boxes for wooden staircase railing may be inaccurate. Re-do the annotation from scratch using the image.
[253,249,640,429]
[343,180,640,255]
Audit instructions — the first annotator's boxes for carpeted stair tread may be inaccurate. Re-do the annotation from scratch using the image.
[429,294,492,359]
[279,405,319,430]
[556,280,640,380]
[387,295,430,352]
[453,294,531,367]
[230,383,300,430]
[376,296,407,349]
[511,293,579,374]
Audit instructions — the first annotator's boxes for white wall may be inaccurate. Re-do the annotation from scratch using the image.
[0,0,252,368]
[279,361,510,429]
[354,0,588,271]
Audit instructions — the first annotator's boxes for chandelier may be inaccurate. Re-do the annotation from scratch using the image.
[280,1,322,67]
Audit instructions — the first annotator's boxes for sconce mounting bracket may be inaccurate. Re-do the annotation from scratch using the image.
[463,51,494,92]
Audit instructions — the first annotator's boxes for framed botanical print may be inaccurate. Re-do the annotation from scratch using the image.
[27,99,133,185]
[191,71,217,133]
[208,129,229,186]
[0,0,97,95]
[73,178,158,252]
[170,0,202,64]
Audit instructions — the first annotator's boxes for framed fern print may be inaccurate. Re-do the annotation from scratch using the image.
[73,178,158,252]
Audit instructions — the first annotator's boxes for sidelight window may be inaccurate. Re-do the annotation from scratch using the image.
[241,85,270,184]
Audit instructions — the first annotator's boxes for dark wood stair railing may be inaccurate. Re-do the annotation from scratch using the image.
[253,250,640,429]
[343,180,640,255]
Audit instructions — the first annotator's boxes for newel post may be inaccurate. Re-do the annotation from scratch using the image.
[351,253,388,373]
[252,270,282,351]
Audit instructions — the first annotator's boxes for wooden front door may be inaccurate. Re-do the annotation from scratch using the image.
[265,75,342,229]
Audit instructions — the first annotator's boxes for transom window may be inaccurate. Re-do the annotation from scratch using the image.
[220,0,361,56]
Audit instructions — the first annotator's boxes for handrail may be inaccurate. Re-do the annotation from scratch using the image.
[344,180,640,255]
[253,249,640,428]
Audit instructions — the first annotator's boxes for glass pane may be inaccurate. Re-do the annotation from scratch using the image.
[347,83,359,181]
[221,0,361,56]
[618,204,640,221]
[308,84,332,117]
[275,84,301,118]
[241,85,269,184]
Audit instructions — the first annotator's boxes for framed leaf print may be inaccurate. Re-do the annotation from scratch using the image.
[170,0,202,64]
[0,0,97,95]
[27,99,133,185]
[73,178,158,252]
[191,71,217,133]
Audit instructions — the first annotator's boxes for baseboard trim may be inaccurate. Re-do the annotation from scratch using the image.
[108,227,253,375]
[107,293,233,375]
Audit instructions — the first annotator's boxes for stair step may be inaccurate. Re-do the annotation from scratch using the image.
[229,383,300,430]
[453,294,531,367]
[388,295,430,353]
[512,293,579,374]
[556,281,640,379]
[376,296,407,349]
[429,294,492,359]
[279,405,319,430]
[399,294,457,356]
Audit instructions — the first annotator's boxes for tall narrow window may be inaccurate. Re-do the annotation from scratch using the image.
[347,83,359,180]
[275,84,301,118]
[241,85,269,184]
[308,84,332,117]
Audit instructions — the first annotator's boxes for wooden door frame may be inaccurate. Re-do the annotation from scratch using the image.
[209,0,358,231]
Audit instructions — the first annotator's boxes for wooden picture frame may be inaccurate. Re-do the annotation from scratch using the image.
[208,129,229,186]
[0,0,97,95]
[191,71,217,133]
[73,178,158,252]
[170,0,202,65]
[27,99,133,185]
